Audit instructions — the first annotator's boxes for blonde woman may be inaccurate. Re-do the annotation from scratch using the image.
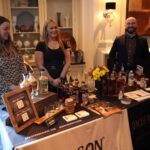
[35,19,71,92]
[0,16,25,104]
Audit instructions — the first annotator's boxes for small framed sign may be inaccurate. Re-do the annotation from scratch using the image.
[2,87,38,133]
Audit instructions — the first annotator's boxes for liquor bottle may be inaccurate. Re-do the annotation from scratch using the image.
[134,65,144,82]
[140,76,147,89]
[108,65,117,95]
[57,81,65,102]
[118,90,123,100]
[116,65,126,94]
[28,71,37,97]
[128,70,134,87]
[119,64,127,83]
[20,74,30,88]
[39,69,48,95]
[73,80,80,103]
[80,81,88,105]
[116,73,125,95]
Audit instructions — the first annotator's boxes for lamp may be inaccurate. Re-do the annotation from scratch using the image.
[103,2,116,26]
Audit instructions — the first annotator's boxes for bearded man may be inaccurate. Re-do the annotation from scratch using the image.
[107,17,150,77]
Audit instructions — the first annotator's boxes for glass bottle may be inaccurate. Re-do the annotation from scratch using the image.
[57,81,65,103]
[73,79,80,103]
[128,70,135,87]
[116,73,125,95]
[120,64,127,83]
[20,74,30,88]
[108,65,117,95]
[140,76,147,89]
[39,69,48,95]
[28,71,38,97]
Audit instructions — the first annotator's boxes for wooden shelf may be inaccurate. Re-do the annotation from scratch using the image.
[20,47,35,50]
[14,32,40,34]
[59,27,72,29]
[11,7,38,9]
[128,10,150,13]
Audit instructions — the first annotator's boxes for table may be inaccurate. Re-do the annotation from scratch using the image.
[1,92,150,150]
[0,100,133,150]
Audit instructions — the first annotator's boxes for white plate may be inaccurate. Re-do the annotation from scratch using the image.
[17,11,34,31]
[75,110,90,118]
[62,114,78,122]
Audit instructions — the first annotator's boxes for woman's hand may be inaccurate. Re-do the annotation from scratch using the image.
[52,78,61,87]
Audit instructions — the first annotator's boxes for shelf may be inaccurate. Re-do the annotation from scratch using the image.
[13,32,40,34]
[128,10,150,13]
[20,47,36,50]
[59,27,72,29]
[11,7,38,9]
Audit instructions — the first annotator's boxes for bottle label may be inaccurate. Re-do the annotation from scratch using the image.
[128,79,134,86]
[39,80,48,94]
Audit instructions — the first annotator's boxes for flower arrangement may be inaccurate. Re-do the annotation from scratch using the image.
[89,65,109,81]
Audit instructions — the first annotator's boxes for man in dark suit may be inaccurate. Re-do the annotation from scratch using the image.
[107,17,150,77]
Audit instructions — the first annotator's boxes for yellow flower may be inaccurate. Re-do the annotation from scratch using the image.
[101,65,109,72]
[99,70,106,77]
[95,67,100,72]
[90,65,108,80]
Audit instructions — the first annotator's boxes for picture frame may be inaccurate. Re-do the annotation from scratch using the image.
[2,87,38,133]
[127,0,150,35]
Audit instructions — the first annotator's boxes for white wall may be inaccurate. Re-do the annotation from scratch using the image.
[75,0,127,70]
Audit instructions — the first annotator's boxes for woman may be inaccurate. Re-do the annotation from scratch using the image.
[35,19,71,92]
[0,16,25,104]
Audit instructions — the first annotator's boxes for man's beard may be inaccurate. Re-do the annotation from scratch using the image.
[126,27,136,34]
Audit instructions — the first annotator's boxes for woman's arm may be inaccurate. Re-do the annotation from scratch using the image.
[35,51,54,83]
[60,48,71,78]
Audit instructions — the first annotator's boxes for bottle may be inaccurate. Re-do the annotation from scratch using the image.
[28,71,37,97]
[20,74,30,88]
[119,64,127,83]
[118,90,123,100]
[116,73,125,95]
[140,76,147,89]
[73,80,80,103]
[57,81,65,102]
[80,81,88,105]
[108,65,117,95]
[128,70,134,87]
[71,51,75,64]
[39,69,48,95]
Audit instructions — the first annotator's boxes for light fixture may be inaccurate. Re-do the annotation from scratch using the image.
[103,2,116,26]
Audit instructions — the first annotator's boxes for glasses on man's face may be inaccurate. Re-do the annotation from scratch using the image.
[48,26,58,30]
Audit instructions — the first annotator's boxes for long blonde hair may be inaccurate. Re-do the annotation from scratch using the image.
[42,18,64,50]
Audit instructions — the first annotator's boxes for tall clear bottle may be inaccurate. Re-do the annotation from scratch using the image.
[39,69,49,95]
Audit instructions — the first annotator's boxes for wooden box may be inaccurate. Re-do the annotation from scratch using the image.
[32,92,58,117]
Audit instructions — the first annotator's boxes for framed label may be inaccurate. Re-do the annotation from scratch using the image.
[2,87,38,133]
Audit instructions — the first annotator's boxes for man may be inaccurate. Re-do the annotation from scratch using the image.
[107,17,150,77]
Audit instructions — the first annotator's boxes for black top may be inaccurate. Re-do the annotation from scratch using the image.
[107,34,150,76]
[36,41,69,79]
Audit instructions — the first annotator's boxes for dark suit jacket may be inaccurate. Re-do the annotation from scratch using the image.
[107,34,150,77]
